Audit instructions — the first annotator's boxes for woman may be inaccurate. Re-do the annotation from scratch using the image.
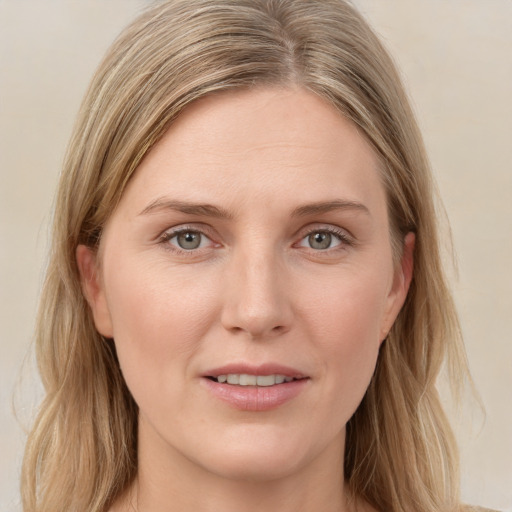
[20,1,489,511]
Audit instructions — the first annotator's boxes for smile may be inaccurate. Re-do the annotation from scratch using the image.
[202,366,309,411]
[210,374,297,386]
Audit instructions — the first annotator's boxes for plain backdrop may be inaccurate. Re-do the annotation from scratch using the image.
[1,1,511,511]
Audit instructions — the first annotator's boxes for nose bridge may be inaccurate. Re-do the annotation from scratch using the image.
[221,240,292,338]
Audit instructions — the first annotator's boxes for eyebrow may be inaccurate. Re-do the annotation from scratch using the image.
[291,200,370,217]
[139,198,233,219]
[138,198,369,219]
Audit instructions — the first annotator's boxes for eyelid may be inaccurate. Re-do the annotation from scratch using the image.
[294,224,355,249]
[158,224,220,253]
[156,222,355,256]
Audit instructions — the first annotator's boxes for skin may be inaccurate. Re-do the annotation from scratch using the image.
[78,87,414,512]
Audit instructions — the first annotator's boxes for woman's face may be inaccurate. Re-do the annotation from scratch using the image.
[79,88,413,482]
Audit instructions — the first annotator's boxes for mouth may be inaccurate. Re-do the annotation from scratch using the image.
[201,364,309,411]
[206,374,305,387]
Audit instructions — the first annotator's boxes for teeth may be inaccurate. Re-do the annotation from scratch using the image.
[256,375,274,386]
[215,374,295,386]
[226,374,239,385]
[240,374,257,386]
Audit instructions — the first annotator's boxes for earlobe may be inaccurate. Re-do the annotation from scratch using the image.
[380,232,415,341]
[76,244,114,338]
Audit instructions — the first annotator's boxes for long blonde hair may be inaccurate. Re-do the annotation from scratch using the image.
[22,1,470,510]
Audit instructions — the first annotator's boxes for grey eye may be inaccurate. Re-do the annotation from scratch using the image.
[175,231,202,250]
[308,232,333,250]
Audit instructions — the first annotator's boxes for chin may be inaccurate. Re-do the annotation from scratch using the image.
[187,425,330,483]
[202,450,305,483]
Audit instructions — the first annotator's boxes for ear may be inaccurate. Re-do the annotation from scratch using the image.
[76,244,114,338]
[380,232,415,341]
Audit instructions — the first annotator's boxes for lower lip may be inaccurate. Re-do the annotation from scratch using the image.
[202,378,308,411]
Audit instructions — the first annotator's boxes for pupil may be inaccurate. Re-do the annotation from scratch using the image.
[178,232,201,249]
[309,232,331,250]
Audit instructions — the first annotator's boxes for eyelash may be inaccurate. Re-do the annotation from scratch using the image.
[297,226,353,251]
[157,225,354,255]
[158,225,217,256]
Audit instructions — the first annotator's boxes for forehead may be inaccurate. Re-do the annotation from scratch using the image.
[117,87,386,219]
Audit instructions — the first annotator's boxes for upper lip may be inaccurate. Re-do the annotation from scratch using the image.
[203,363,308,379]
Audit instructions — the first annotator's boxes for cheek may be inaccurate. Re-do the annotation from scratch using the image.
[303,264,389,348]
[301,269,388,418]
[102,256,220,406]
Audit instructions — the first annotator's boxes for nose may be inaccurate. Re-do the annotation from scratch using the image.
[220,248,293,340]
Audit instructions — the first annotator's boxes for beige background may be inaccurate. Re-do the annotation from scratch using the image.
[1,1,510,510]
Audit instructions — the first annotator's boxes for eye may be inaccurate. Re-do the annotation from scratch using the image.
[175,231,204,250]
[161,229,214,251]
[297,228,349,251]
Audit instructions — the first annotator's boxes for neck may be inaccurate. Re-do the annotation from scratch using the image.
[113,419,363,512]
